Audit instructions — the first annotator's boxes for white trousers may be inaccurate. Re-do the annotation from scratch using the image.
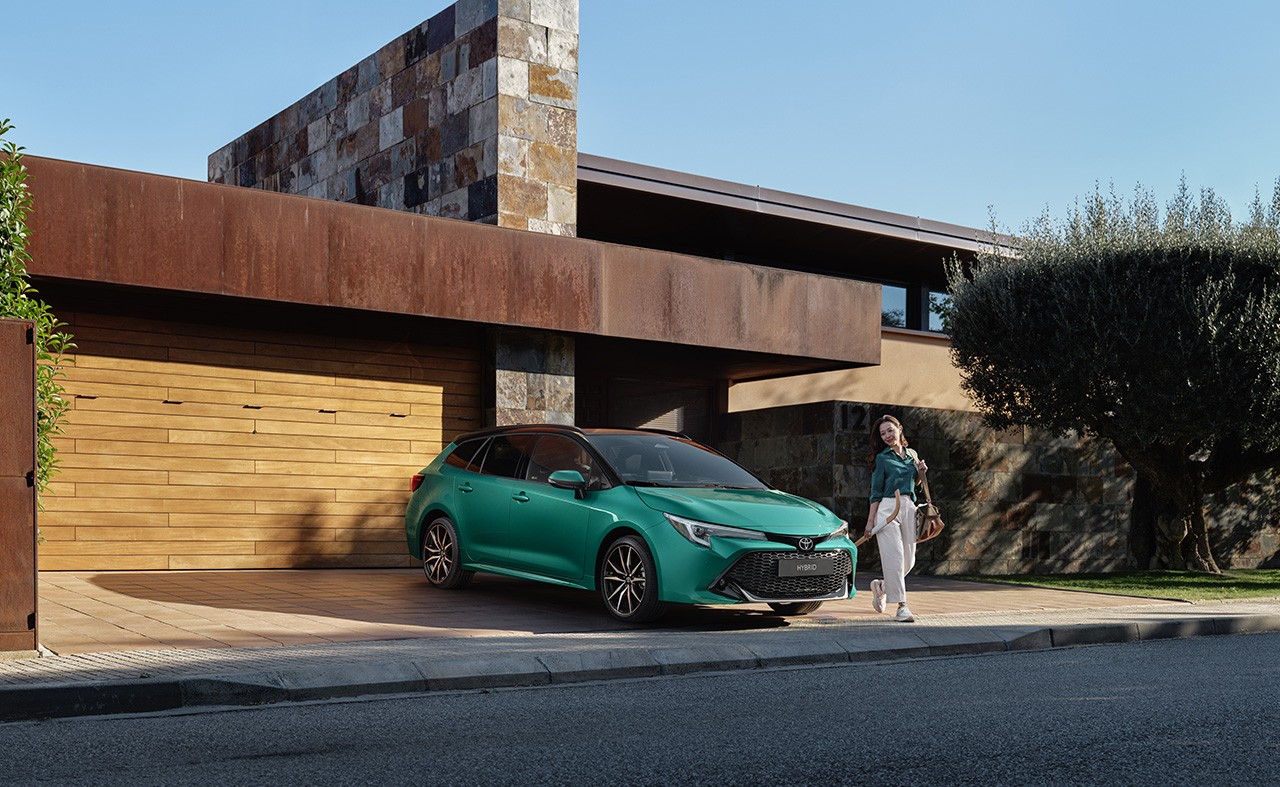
[874,494,918,604]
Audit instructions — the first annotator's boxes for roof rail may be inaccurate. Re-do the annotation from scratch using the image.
[449,423,587,444]
[447,423,692,445]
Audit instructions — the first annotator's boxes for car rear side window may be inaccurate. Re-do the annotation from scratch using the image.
[444,439,487,472]
[479,434,537,479]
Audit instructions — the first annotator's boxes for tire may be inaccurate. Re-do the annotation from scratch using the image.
[767,601,824,616]
[420,516,473,589]
[600,535,668,623]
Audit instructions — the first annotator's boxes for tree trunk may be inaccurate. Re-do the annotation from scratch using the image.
[1152,503,1188,569]
[1116,440,1225,572]
[1151,484,1221,573]
[1177,496,1218,570]
[1128,477,1160,569]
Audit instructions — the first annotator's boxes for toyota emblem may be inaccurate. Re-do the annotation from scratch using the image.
[798,537,814,552]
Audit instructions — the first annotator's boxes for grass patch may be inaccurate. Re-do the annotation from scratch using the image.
[964,569,1280,601]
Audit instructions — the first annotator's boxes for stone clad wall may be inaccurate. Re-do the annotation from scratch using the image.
[720,401,1136,575]
[209,0,578,236]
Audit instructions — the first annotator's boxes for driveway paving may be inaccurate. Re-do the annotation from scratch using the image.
[3,568,1277,723]
[36,568,1164,653]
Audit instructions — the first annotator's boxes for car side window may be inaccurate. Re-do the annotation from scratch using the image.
[444,438,487,473]
[479,434,536,479]
[526,435,604,487]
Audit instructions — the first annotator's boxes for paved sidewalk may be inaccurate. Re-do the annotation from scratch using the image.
[3,569,1279,722]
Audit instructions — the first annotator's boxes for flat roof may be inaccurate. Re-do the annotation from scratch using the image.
[578,154,1007,254]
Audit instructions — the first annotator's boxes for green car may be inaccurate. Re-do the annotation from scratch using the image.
[405,425,856,623]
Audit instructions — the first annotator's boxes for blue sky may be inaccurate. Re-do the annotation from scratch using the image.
[5,1,1278,231]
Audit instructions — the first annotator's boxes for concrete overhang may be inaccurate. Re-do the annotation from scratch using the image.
[23,157,881,376]
[578,154,1008,254]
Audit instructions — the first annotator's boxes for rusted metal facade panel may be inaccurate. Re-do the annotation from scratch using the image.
[598,244,881,365]
[24,157,879,369]
[0,318,37,651]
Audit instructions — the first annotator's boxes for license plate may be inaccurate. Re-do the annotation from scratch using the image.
[777,555,834,577]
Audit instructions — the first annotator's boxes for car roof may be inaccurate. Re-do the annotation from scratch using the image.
[451,424,690,444]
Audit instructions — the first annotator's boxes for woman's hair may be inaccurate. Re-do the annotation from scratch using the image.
[867,414,908,469]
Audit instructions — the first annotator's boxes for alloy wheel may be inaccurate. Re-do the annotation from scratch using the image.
[603,542,646,616]
[423,521,455,584]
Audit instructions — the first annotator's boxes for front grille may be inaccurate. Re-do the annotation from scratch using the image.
[723,550,851,599]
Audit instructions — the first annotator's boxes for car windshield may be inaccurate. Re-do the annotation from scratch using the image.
[585,433,767,489]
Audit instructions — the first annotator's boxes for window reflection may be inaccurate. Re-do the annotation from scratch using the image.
[881,285,907,328]
[928,290,951,333]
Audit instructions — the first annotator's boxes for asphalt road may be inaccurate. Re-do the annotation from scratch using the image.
[3,633,1278,786]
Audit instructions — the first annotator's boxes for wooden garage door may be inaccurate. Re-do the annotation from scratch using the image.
[39,312,482,570]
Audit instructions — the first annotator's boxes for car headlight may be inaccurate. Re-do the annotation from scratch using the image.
[665,513,767,548]
[828,520,849,540]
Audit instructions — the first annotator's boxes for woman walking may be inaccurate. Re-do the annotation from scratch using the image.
[865,414,928,622]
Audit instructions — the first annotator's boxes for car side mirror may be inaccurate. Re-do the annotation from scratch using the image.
[548,469,588,499]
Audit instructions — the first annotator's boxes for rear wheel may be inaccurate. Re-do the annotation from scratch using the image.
[767,601,824,616]
[421,516,473,589]
[600,535,667,623]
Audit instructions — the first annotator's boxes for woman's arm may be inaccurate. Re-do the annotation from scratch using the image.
[864,499,880,538]
[866,454,886,536]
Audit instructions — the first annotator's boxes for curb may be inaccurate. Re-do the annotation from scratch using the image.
[3,614,1279,723]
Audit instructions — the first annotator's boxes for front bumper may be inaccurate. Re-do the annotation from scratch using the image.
[647,523,856,605]
[713,549,854,603]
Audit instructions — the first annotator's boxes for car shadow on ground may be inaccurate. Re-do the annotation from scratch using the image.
[51,569,795,654]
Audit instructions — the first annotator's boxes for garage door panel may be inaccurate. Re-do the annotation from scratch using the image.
[42,313,482,570]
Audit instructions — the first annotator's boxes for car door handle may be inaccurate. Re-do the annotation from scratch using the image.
[458,482,474,493]
[512,492,530,503]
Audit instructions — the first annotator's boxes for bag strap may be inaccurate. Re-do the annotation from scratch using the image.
[909,449,934,505]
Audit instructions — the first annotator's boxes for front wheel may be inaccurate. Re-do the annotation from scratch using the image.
[767,601,824,616]
[600,535,667,623]
[421,516,473,589]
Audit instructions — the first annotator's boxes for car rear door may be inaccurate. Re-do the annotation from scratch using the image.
[454,434,536,566]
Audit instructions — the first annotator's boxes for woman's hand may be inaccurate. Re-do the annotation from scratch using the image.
[915,457,928,473]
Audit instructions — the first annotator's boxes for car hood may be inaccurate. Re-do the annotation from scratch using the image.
[632,487,840,534]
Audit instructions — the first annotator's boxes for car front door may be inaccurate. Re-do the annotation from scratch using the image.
[506,435,604,580]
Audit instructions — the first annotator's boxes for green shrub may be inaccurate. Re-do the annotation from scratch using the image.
[0,119,74,506]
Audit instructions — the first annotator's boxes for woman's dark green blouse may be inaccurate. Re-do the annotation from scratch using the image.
[870,447,918,504]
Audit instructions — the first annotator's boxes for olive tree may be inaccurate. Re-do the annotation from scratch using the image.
[1,119,73,503]
[944,181,1280,573]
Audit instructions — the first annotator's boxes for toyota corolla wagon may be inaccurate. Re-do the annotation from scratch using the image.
[405,425,856,623]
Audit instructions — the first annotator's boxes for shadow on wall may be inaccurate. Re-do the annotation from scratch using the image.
[1208,466,1280,570]
[42,305,484,571]
[719,401,1136,576]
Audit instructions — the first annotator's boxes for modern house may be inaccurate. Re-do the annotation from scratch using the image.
[16,0,1275,580]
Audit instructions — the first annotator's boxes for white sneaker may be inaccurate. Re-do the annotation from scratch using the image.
[871,580,885,614]
[894,605,915,623]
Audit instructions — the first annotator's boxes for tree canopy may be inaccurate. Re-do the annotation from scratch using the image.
[945,180,1280,572]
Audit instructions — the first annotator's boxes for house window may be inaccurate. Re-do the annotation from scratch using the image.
[927,290,951,333]
[881,285,907,328]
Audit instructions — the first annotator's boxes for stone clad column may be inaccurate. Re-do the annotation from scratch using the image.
[491,329,574,425]
[208,0,578,236]
[495,0,578,235]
